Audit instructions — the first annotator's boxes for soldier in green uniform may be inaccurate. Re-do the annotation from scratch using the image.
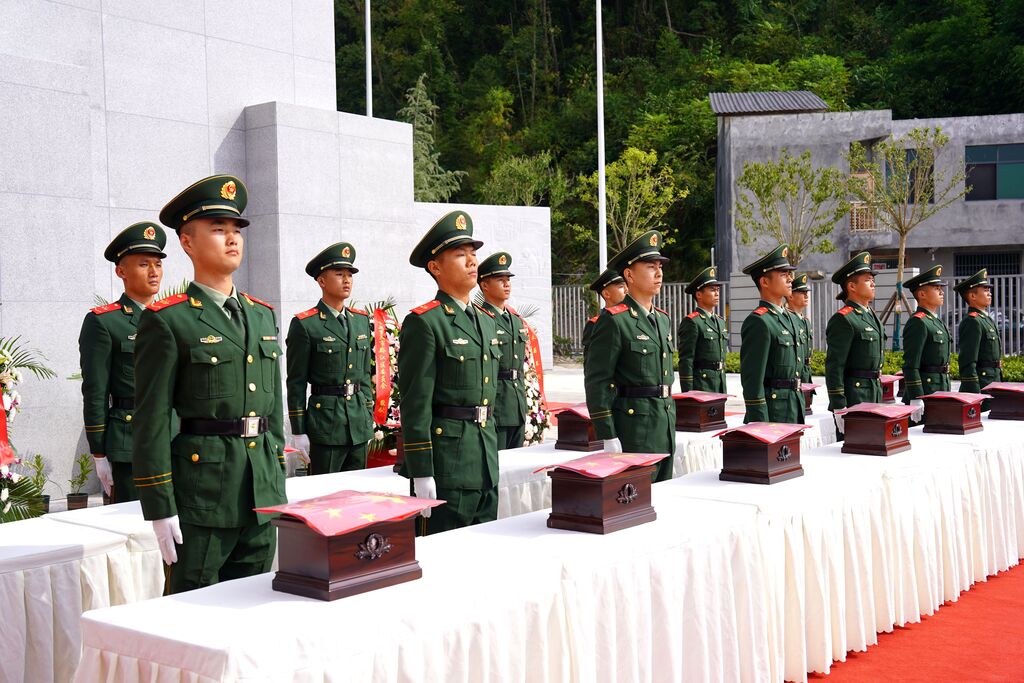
[79,222,167,503]
[739,244,804,424]
[477,252,528,450]
[823,253,884,436]
[582,269,627,352]
[955,269,1002,406]
[133,175,287,593]
[788,273,813,383]
[677,266,727,392]
[584,230,676,482]
[286,243,374,474]
[902,265,951,410]
[398,211,501,534]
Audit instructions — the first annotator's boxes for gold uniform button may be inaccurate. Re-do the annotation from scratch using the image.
[125,414,132,422]
[210,356,218,364]
[272,352,277,358]
[249,411,256,417]
[483,355,488,361]
[483,398,489,405]
[315,403,321,409]
[855,382,861,387]
[328,349,333,354]
[348,347,353,353]
[662,352,666,358]
[248,441,256,449]
[628,408,635,415]
[346,396,351,400]
[435,427,443,435]
[348,363,353,369]
[246,355,253,363]
[609,383,615,388]
[771,393,777,399]
[484,376,490,383]
[514,354,519,360]
[191,453,199,463]
[459,356,464,362]
[248,383,257,391]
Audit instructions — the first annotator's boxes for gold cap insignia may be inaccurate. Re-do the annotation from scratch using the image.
[981,269,987,277]
[709,268,716,278]
[865,254,871,264]
[220,181,237,201]
[782,247,789,258]
[650,234,658,246]
[143,226,156,240]
[341,246,351,258]
[936,266,943,276]
[498,254,507,265]
[455,214,467,230]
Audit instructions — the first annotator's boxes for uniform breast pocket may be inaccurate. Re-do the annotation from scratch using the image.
[354,338,371,371]
[769,337,794,365]
[443,344,480,389]
[929,329,948,350]
[258,341,282,391]
[119,340,135,380]
[315,342,344,373]
[629,341,655,373]
[859,330,879,345]
[189,347,236,399]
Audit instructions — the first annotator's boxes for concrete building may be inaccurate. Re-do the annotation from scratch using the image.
[0,1,551,494]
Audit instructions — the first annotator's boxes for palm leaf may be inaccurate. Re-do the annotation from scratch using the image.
[356,296,398,316]
[0,336,56,380]
[0,476,46,523]
[93,294,109,307]
[515,304,540,320]
[158,279,190,300]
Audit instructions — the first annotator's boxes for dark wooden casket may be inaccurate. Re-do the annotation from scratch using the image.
[801,383,819,414]
[673,391,728,432]
[547,464,658,534]
[880,375,900,404]
[839,403,915,456]
[921,391,987,435]
[981,382,1024,420]
[554,403,603,452]
[719,422,807,485]
[272,516,422,601]
[391,430,405,473]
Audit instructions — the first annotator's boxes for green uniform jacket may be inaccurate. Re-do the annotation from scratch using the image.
[823,302,884,410]
[740,300,805,424]
[132,284,286,527]
[79,294,142,462]
[480,302,528,428]
[957,307,1003,393]
[583,295,676,459]
[398,292,501,490]
[677,308,727,393]
[285,301,374,445]
[902,307,951,402]
[793,313,813,383]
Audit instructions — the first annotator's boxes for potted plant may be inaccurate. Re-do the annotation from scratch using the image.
[23,453,53,513]
[67,452,92,510]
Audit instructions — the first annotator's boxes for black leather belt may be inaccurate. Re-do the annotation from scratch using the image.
[497,369,519,381]
[978,360,1003,369]
[437,405,493,423]
[312,384,361,397]
[846,369,881,379]
[180,417,269,437]
[920,364,950,374]
[617,385,671,398]
[765,378,800,390]
[110,396,134,410]
[694,360,724,371]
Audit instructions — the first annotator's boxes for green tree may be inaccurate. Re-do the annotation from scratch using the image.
[576,147,687,253]
[848,126,969,349]
[734,148,849,267]
[397,74,466,202]
[479,151,569,216]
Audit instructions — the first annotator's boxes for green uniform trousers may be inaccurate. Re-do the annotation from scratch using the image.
[110,461,138,503]
[308,442,368,475]
[425,486,499,535]
[169,521,276,594]
[497,424,526,451]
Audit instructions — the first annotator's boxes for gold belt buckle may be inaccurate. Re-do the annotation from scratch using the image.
[344,384,357,397]
[660,385,670,398]
[242,416,261,438]
[474,406,488,423]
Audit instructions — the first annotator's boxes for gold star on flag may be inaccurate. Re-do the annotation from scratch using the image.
[326,508,342,518]
[359,513,377,522]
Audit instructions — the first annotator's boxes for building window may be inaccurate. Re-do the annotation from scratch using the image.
[965,144,1024,200]
[954,252,1021,277]
[885,149,933,203]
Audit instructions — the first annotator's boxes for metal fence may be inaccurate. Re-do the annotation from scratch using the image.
[552,282,730,355]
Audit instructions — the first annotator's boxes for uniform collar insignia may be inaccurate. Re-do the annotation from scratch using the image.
[629,308,638,318]
[444,304,455,314]
[319,312,327,319]
[199,335,222,344]
[123,305,133,314]
[491,338,499,345]
[127,333,137,341]
[189,296,203,308]
[452,338,469,345]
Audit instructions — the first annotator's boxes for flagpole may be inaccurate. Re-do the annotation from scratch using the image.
[365,0,373,117]
[596,0,607,272]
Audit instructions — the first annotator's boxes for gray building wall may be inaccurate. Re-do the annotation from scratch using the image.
[0,1,551,495]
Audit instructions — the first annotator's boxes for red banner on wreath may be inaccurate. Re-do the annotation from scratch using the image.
[0,407,14,466]
[524,321,546,404]
[373,308,393,425]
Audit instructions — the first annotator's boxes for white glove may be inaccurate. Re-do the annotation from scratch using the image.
[603,438,623,453]
[152,516,183,566]
[910,399,925,422]
[833,412,844,433]
[413,477,437,518]
[93,456,113,496]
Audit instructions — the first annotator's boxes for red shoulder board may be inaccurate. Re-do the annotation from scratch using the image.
[411,300,441,315]
[686,310,700,319]
[588,315,600,323]
[349,307,368,316]
[606,304,629,315]
[295,307,319,320]
[753,307,768,316]
[147,293,188,312]
[838,306,853,316]
[243,293,273,309]
[913,311,926,319]
[968,311,978,317]
[90,302,121,315]
[475,304,495,318]
[654,306,668,315]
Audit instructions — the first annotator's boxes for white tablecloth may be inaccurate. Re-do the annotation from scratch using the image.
[0,518,134,683]
[74,491,771,683]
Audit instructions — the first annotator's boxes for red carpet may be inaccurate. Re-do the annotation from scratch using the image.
[806,563,1024,682]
